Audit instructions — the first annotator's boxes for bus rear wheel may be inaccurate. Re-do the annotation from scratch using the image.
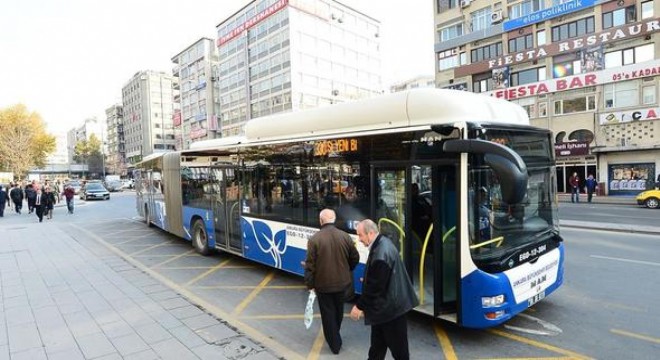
[192,219,211,256]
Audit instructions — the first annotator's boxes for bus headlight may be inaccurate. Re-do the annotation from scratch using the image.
[482,295,505,308]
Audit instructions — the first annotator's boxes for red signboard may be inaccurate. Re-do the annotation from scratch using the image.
[172,110,182,127]
[217,0,289,46]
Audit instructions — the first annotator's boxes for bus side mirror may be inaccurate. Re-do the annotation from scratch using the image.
[443,139,529,204]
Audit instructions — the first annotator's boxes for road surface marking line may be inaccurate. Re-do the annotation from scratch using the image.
[194,285,306,290]
[307,328,325,360]
[103,228,153,236]
[611,328,660,344]
[477,357,574,359]
[590,255,660,267]
[151,249,196,268]
[69,224,304,360]
[232,271,275,316]
[110,233,156,244]
[129,243,179,256]
[487,329,592,359]
[434,321,458,360]
[184,259,232,287]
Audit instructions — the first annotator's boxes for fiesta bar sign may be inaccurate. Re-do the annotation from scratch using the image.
[485,59,660,99]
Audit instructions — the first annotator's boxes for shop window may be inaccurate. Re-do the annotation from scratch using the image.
[602,6,636,29]
[555,131,566,143]
[568,129,594,143]
[604,80,639,108]
[605,44,654,68]
[508,34,533,53]
[642,1,654,19]
[551,17,594,42]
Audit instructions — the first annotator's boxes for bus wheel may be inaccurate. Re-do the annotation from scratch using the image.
[192,219,211,256]
[144,205,153,227]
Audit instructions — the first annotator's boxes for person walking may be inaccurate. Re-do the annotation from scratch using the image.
[585,174,598,203]
[25,183,37,214]
[303,208,359,355]
[62,185,75,214]
[569,172,580,203]
[43,187,57,219]
[0,185,7,217]
[9,184,24,214]
[350,219,418,360]
[34,189,45,222]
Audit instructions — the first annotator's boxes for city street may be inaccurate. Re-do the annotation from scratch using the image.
[2,192,657,359]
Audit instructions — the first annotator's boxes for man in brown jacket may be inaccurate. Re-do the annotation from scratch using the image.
[304,208,360,354]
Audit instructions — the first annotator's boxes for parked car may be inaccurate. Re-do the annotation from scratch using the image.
[636,189,660,209]
[104,180,123,192]
[80,182,110,200]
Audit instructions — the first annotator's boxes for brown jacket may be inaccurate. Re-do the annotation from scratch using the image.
[304,224,360,293]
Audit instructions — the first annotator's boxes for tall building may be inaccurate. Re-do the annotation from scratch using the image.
[171,38,219,150]
[215,0,383,137]
[122,70,177,165]
[434,0,658,195]
[67,117,104,164]
[105,104,126,176]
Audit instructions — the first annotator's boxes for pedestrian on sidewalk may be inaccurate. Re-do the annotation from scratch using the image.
[25,183,37,214]
[9,184,24,214]
[585,174,598,203]
[350,219,418,360]
[44,186,57,219]
[302,208,359,355]
[0,185,7,217]
[34,189,45,222]
[569,172,580,203]
[62,184,75,214]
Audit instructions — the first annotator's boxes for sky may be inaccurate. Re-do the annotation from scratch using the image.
[0,0,434,134]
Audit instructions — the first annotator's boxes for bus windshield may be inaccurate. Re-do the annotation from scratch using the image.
[469,127,559,271]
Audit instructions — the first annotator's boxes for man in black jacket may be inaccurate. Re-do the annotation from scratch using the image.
[9,184,23,214]
[303,208,360,355]
[0,186,7,217]
[351,219,419,360]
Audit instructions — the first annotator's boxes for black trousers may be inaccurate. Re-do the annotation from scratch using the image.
[35,205,44,222]
[368,313,410,360]
[0,202,4,217]
[316,291,344,354]
[13,200,22,213]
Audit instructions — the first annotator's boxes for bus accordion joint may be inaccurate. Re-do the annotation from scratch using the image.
[469,236,505,250]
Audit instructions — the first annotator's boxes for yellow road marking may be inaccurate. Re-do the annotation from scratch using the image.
[242,314,321,320]
[151,249,196,268]
[434,321,458,360]
[184,258,232,287]
[103,228,153,236]
[307,328,325,360]
[129,242,176,256]
[611,328,660,344]
[487,329,592,359]
[194,285,306,290]
[232,271,275,316]
[112,233,156,244]
[69,224,304,360]
[478,357,574,360]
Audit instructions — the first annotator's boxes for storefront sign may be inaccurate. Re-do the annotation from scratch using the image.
[503,0,595,32]
[555,141,589,156]
[599,107,660,125]
[217,0,288,46]
[608,163,655,194]
[189,127,208,140]
[454,18,660,76]
[485,59,660,100]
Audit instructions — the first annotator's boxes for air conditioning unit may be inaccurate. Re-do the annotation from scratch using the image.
[490,10,503,24]
[460,0,471,8]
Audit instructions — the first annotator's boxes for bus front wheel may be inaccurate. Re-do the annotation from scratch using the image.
[192,219,211,256]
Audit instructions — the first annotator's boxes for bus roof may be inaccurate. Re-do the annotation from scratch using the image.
[244,88,529,143]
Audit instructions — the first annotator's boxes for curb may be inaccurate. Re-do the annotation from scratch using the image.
[559,220,660,235]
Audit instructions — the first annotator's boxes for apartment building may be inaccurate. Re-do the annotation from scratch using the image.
[215,0,383,137]
[435,0,658,195]
[122,70,177,165]
[105,104,126,176]
[171,38,219,150]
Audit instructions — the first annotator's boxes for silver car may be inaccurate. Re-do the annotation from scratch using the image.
[80,182,110,200]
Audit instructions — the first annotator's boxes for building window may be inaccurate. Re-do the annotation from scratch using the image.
[553,53,581,78]
[472,72,492,93]
[642,1,654,19]
[553,94,596,115]
[471,8,492,32]
[643,85,656,104]
[509,0,544,20]
[508,34,533,53]
[471,42,503,63]
[511,97,537,118]
[568,130,594,143]
[604,80,639,108]
[510,67,546,86]
[602,6,636,29]
[538,102,548,117]
[605,44,654,68]
[440,23,463,41]
[438,50,462,70]
[555,131,566,143]
[551,17,594,42]
[537,30,546,46]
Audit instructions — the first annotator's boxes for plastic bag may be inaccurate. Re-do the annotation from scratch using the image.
[304,290,316,329]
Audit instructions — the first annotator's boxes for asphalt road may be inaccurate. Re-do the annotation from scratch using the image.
[65,192,660,359]
[558,201,659,227]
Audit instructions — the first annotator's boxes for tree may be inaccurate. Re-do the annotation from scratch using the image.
[73,134,102,179]
[0,104,56,179]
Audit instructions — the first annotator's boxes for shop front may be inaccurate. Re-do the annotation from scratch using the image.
[596,150,660,195]
[555,141,596,193]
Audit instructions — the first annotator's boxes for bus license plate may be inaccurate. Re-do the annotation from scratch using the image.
[528,291,545,306]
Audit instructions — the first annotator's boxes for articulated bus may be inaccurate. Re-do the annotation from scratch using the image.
[135,89,564,328]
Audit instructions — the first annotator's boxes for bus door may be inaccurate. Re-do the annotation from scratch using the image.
[210,166,243,253]
[373,164,458,317]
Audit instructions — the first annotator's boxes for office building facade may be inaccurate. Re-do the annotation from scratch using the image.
[435,0,658,195]
[122,70,177,165]
[171,38,219,150]
[105,104,127,176]
[215,0,383,137]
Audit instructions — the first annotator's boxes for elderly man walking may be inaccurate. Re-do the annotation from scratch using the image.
[303,208,359,355]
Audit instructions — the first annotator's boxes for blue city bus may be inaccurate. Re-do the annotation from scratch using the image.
[134,89,564,328]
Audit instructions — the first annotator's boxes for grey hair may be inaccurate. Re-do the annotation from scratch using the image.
[358,219,378,234]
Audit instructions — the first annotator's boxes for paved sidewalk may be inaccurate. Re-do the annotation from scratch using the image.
[0,217,278,359]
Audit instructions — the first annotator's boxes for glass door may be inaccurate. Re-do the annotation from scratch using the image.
[211,167,243,252]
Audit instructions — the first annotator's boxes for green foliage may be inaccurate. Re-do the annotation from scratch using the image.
[0,104,56,178]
